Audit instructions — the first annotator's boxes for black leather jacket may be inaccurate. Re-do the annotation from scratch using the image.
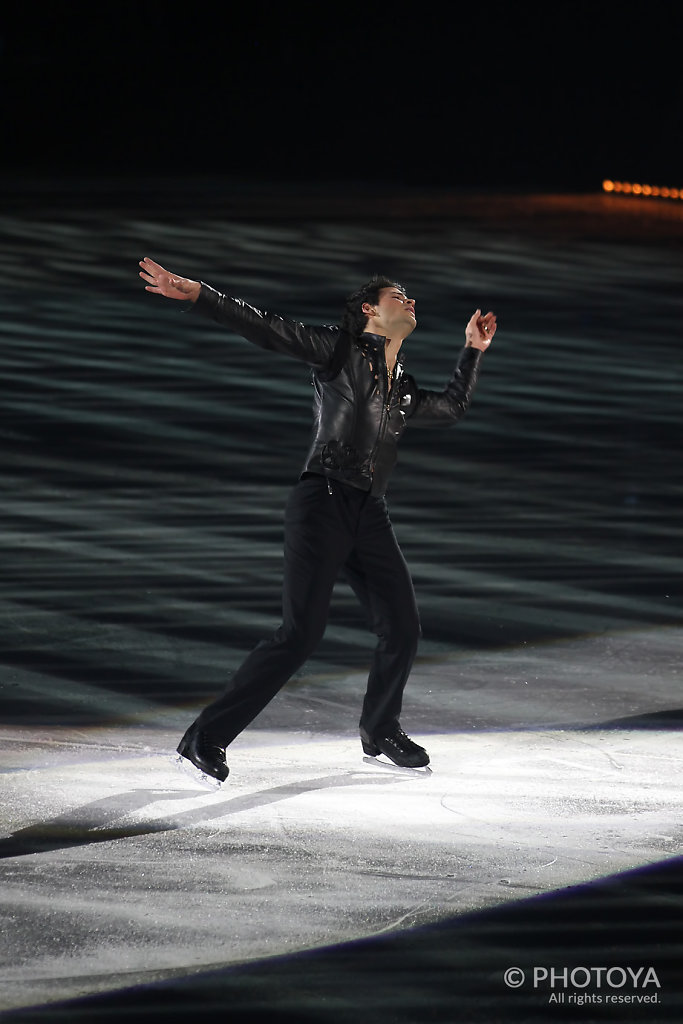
[194,283,483,496]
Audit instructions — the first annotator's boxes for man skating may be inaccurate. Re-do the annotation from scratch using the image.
[139,257,496,783]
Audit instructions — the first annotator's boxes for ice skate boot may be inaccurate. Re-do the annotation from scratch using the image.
[175,725,229,787]
[360,725,430,768]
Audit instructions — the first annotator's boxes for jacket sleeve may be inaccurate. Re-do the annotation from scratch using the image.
[191,283,337,370]
[406,345,482,427]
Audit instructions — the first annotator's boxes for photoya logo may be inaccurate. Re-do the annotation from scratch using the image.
[503,965,662,1008]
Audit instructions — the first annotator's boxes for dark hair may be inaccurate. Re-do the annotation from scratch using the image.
[339,275,405,337]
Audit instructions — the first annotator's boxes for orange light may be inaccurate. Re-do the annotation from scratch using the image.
[602,179,683,201]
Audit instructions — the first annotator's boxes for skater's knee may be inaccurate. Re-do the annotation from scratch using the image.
[403,616,421,651]
[274,624,322,662]
[376,611,421,651]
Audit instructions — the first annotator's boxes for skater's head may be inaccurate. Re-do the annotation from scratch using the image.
[340,275,416,340]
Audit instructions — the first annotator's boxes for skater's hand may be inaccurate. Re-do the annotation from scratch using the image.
[139,257,201,302]
[465,309,496,351]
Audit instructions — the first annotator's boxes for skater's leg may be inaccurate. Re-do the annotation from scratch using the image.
[190,476,354,745]
[342,497,426,766]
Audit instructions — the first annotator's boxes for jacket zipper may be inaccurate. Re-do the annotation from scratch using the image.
[370,349,396,475]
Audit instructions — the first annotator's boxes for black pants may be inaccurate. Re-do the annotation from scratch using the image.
[193,474,421,746]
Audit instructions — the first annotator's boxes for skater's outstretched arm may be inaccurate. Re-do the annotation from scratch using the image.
[408,309,497,427]
[139,257,336,369]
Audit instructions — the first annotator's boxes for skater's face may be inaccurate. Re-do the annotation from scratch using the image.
[362,287,417,340]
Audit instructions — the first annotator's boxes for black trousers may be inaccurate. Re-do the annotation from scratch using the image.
[193,474,421,746]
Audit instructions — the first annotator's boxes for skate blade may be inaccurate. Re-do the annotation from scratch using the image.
[171,754,224,791]
[362,755,432,776]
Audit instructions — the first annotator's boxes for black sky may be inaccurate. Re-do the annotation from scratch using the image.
[2,2,682,191]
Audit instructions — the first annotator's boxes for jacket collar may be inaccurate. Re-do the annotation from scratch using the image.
[359,332,406,365]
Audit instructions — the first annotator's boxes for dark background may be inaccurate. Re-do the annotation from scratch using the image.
[2,1,682,192]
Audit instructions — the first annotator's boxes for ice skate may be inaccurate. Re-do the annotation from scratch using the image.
[175,725,229,788]
[360,725,430,769]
